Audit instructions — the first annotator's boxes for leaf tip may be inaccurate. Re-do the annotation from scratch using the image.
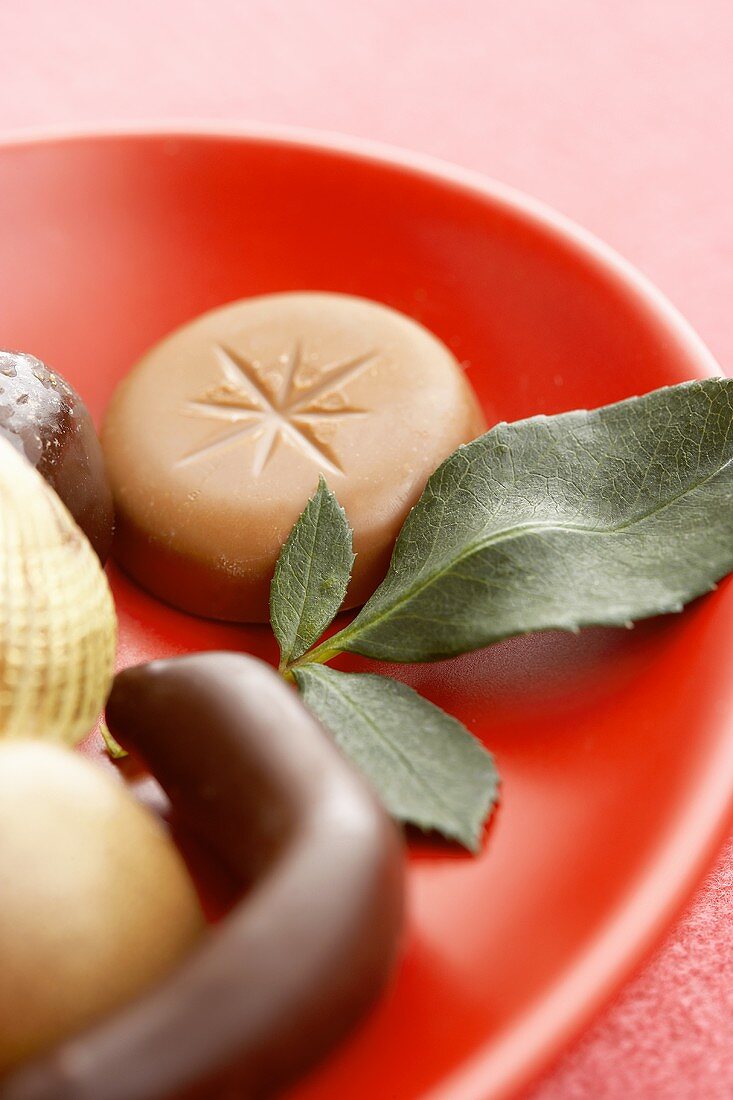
[462,832,483,855]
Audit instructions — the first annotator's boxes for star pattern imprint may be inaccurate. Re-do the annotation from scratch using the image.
[178,342,376,475]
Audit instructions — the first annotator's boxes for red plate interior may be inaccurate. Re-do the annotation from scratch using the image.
[0,128,731,1100]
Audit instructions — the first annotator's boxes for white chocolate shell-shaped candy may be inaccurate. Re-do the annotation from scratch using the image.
[0,435,116,743]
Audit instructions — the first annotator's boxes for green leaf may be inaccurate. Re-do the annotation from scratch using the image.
[293,664,499,851]
[329,379,733,662]
[271,476,354,668]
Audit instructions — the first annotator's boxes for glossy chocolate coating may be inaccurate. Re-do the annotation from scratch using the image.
[1,653,404,1100]
[102,293,485,620]
[0,351,114,562]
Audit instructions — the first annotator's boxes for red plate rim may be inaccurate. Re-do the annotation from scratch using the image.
[0,123,729,1100]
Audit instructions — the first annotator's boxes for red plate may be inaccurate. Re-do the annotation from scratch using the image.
[0,127,731,1100]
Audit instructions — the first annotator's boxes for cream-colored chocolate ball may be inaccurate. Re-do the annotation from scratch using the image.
[0,742,203,1074]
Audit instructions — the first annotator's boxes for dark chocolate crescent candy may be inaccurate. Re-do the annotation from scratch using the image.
[0,350,114,562]
[1,653,404,1100]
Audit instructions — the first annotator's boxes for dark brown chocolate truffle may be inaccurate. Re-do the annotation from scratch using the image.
[0,351,114,562]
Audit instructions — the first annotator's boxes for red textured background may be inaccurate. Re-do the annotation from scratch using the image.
[1,3,731,1097]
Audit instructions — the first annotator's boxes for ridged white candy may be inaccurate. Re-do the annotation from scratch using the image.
[0,435,116,742]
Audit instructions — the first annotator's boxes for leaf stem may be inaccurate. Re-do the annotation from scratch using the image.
[287,628,351,673]
[100,720,128,760]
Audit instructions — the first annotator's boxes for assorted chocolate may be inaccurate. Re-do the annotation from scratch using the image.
[0,296,454,1096]
[2,654,404,1100]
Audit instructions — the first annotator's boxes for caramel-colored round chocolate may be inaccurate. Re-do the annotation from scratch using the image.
[102,293,485,621]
